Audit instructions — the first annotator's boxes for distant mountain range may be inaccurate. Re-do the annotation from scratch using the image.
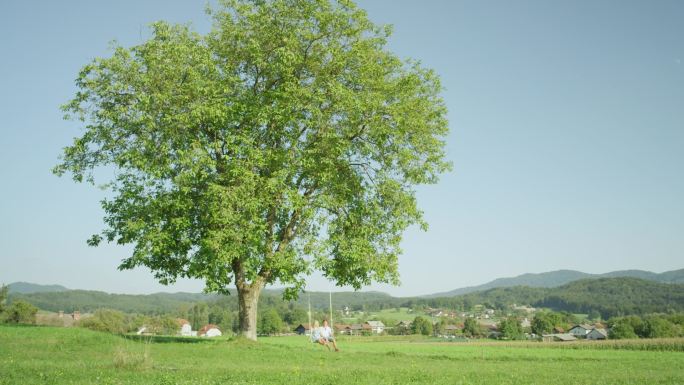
[423,268,684,298]
[7,282,70,294]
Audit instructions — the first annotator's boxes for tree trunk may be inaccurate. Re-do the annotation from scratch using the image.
[237,282,263,341]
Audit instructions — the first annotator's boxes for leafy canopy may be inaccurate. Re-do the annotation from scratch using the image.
[55,0,450,298]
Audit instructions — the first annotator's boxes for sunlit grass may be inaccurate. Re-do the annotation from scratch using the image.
[1,325,683,384]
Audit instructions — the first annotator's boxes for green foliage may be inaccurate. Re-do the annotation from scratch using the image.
[530,311,574,335]
[498,317,525,340]
[531,312,554,335]
[642,317,679,338]
[282,307,308,326]
[0,284,8,314]
[462,318,482,338]
[1,300,38,324]
[433,318,447,335]
[144,315,180,335]
[259,309,284,335]
[80,309,130,334]
[411,316,433,336]
[189,303,209,331]
[609,321,638,339]
[209,306,235,334]
[587,309,601,321]
[608,314,684,339]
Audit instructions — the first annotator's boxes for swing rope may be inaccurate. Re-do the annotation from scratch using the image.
[329,291,333,329]
[307,291,313,341]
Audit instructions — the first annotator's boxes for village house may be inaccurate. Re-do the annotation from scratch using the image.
[568,324,594,338]
[521,318,531,328]
[334,324,352,335]
[366,320,385,334]
[393,320,413,335]
[294,323,313,335]
[350,323,372,335]
[178,319,194,336]
[198,324,222,337]
[586,328,608,340]
[542,333,577,342]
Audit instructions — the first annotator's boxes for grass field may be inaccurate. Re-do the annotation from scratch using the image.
[1,325,683,385]
[366,307,425,322]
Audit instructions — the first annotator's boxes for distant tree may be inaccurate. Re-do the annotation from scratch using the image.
[498,317,524,340]
[531,313,554,335]
[433,318,448,335]
[0,284,8,314]
[209,306,234,335]
[666,313,684,327]
[259,309,283,335]
[462,318,482,338]
[587,309,601,321]
[145,315,179,335]
[54,0,449,341]
[531,311,568,335]
[283,307,308,326]
[2,300,38,324]
[608,321,637,339]
[80,309,128,333]
[190,303,209,330]
[642,317,678,338]
[411,316,433,336]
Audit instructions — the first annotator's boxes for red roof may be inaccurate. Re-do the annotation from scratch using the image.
[177,318,191,326]
[198,324,221,336]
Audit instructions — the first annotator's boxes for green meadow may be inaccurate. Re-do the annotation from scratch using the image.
[2,325,684,385]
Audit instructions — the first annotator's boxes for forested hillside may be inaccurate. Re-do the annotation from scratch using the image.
[419,278,684,318]
[9,277,684,319]
[426,268,684,297]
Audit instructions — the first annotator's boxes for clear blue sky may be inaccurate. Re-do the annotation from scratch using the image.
[1,0,682,296]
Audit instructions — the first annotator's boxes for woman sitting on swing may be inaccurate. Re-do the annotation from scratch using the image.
[312,320,339,352]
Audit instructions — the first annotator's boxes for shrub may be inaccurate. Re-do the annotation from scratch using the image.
[498,317,525,340]
[80,309,129,334]
[609,321,638,339]
[2,300,38,324]
[411,316,433,336]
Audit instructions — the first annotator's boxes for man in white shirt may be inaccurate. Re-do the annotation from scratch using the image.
[316,319,340,352]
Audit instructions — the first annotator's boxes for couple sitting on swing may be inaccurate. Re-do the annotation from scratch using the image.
[311,319,340,352]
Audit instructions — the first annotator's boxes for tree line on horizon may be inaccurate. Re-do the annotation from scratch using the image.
[5,277,684,325]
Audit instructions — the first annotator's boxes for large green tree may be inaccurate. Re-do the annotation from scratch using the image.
[55,0,449,340]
